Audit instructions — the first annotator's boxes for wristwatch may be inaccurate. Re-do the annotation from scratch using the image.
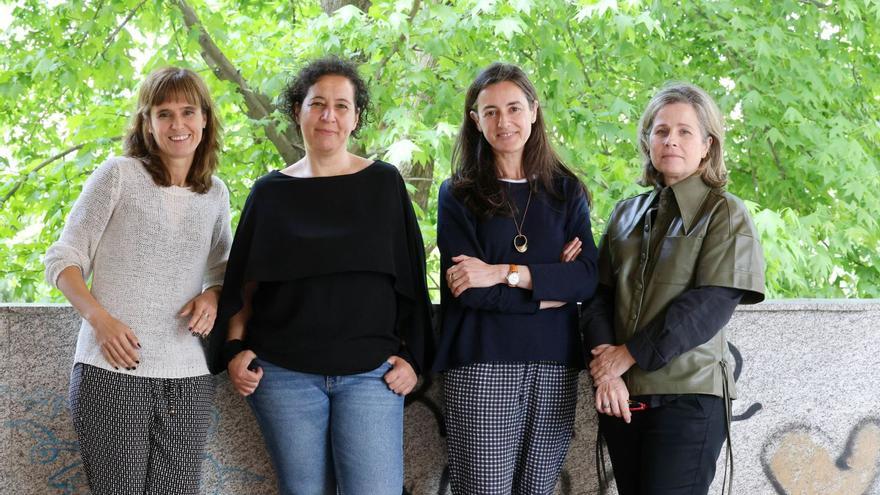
[506,264,520,287]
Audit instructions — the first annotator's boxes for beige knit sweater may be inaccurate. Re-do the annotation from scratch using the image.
[45,156,232,378]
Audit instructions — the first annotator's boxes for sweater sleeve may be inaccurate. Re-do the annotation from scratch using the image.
[44,159,122,287]
[202,179,232,291]
[528,182,599,302]
[437,181,539,314]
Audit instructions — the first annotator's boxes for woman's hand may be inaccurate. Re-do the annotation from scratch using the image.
[590,344,636,385]
[92,311,141,370]
[595,376,632,424]
[180,286,220,337]
[539,300,567,309]
[384,355,417,395]
[228,349,263,396]
[560,237,582,262]
[446,255,505,297]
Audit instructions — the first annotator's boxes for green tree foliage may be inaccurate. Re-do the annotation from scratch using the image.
[1,0,878,301]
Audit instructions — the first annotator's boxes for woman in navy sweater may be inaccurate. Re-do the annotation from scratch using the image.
[435,62,599,494]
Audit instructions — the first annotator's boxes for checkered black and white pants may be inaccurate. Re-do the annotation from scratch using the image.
[444,362,580,495]
[69,363,215,495]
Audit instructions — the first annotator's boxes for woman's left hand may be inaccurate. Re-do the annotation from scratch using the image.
[560,237,582,262]
[446,255,503,297]
[384,355,417,396]
[589,344,636,385]
[180,286,221,337]
[595,376,632,424]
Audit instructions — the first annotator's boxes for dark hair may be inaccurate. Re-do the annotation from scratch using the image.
[451,63,589,218]
[124,67,221,194]
[279,56,370,137]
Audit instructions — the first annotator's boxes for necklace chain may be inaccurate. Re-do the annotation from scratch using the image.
[508,187,532,253]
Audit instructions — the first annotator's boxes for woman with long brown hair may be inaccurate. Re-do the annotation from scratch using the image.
[44,67,231,494]
[434,62,598,494]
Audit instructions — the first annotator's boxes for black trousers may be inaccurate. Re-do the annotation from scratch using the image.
[69,363,215,495]
[599,394,727,495]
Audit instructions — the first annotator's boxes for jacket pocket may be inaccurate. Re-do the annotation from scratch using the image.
[653,236,703,285]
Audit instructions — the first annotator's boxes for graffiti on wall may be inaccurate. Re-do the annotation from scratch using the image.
[762,418,880,495]
[0,384,271,494]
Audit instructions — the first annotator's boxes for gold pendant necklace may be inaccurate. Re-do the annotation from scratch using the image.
[509,187,532,253]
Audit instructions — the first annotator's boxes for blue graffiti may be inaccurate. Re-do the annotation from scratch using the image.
[1,385,269,494]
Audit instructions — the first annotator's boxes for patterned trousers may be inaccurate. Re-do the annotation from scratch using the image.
[69,363,215,495]
[444,362,580,495]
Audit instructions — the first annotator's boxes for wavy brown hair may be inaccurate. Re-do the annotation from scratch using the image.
[124,67,221,193]
[637,82,727,188]
[451,63,589,218]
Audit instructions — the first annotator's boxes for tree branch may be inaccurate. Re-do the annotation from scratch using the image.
[799,0,832,8]
[766,137,787,180]
[373,0,421,81]
[0,137,123,208]
[565,20,594,89]
[92,0,148,63]
[175,0,305,165]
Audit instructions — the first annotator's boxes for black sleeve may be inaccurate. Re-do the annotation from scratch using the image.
[437,181,539,314]
[579,283,616,361]
[393,173,435,375]
[207,185,261,374]
[529,182,599,302]
[625,286,744,371]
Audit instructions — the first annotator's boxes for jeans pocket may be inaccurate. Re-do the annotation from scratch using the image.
[689,394,720,419]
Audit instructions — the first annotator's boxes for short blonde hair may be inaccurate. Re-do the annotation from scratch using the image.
[637,83,727,188]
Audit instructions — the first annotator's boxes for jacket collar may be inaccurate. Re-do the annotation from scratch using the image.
[667,173,711,234]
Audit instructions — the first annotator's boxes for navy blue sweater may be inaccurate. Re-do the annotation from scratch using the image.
[433,177,599,372]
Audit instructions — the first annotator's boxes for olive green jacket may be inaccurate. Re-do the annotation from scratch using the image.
[598,174,765,398]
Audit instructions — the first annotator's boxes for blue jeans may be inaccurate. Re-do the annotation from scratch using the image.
[247,358,404,495]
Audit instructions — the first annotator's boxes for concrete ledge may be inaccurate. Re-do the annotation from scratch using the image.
[2,301,879,494]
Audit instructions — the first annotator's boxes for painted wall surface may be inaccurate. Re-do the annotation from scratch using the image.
[1,300,878,495]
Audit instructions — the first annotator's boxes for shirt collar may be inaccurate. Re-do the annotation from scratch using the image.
[666,173,711,234]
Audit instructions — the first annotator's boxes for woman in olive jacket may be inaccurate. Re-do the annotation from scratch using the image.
[581,83,765,495]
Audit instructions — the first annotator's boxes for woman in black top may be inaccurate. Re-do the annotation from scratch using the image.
[209,57,433,495]
[435,63,599,494]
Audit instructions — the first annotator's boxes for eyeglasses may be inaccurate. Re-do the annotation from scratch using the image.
[628,400,647,411]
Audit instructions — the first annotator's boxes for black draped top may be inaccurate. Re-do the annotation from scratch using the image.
[207,161,434,375]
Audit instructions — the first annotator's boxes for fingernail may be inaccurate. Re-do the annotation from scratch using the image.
[135,360,140,364]
[114,366,119,370]
[137,343,141,348]
[188,327,192,331]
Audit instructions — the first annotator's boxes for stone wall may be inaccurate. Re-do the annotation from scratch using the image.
[1,300,878,494]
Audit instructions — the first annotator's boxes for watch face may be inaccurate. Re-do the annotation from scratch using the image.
[507,271,520,286]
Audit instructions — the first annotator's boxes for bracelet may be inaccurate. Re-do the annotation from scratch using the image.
[222,339,246,369]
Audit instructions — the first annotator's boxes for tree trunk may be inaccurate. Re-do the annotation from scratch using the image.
[176,0,305,165]
[321,0,371,13]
